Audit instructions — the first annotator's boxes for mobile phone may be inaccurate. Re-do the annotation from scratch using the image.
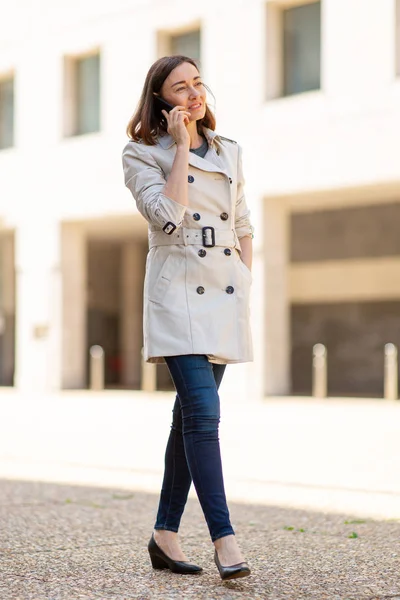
[154,95,175,116]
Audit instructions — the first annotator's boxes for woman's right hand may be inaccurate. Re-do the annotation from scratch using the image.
[162,107,191,148]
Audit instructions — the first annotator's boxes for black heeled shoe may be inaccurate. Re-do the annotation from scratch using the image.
[148,534,203,575]
[214,549,251,581]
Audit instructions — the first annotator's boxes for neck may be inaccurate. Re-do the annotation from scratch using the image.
[187,121,203,148]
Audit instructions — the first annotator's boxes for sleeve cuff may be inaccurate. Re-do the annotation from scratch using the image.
[156,193,187,232]
[236,224,255,239]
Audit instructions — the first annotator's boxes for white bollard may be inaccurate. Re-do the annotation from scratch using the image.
[90,345,105,391]
[384,343,398,401]
[312,343,327,399]
[141,348,157,392]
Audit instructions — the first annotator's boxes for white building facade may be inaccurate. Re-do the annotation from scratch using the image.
[1,0,400,397]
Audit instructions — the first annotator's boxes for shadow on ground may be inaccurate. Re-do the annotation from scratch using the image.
[0,479,399,599]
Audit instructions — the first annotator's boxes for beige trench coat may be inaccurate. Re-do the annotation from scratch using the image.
[122,127,253,364]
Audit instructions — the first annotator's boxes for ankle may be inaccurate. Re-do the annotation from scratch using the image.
[153,529,179,547]
[154,529,178,542]
[214,534,236,550]
[214,535,245,566]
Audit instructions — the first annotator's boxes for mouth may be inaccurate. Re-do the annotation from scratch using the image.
[188,103,202,110]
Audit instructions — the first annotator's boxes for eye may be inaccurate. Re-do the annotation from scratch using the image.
[195,81,204,87]
[176,86,186,92]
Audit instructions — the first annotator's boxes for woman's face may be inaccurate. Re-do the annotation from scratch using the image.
[160,62,206,121]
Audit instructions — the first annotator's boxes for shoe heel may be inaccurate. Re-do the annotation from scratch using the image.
[149,552,168,570]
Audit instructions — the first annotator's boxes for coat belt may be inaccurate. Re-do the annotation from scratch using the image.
[148,227,240,250]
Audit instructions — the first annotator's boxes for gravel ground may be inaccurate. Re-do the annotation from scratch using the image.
[0,479,399,600]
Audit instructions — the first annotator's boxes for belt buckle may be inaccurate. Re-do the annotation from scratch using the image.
[202,226,215,248]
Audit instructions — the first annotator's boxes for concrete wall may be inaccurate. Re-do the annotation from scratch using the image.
[291,202,400,262]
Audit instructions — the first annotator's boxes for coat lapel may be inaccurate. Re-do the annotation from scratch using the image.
[158,130,229,177]
[187,150,228,176]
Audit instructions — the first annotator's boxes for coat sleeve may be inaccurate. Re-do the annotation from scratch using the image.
[235,144,254,240]
[122,141,186,232]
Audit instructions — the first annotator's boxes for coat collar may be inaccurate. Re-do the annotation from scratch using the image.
[157,128,228,176]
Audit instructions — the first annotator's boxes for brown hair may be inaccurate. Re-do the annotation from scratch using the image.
[126,55,216,145]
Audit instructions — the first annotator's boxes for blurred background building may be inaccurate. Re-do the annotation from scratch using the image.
[1,0,400,397]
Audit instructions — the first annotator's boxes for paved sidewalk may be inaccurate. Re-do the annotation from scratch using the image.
[1,478,400,600]
[0,389,400,520]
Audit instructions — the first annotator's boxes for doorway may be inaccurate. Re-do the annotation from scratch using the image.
[86,237,173,391]
[0,232,15,386]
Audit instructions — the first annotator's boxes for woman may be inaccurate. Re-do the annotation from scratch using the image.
[122,55,254,581]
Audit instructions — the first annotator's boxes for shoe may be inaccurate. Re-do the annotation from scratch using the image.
[214,549,251,581]
[148,534,203,575]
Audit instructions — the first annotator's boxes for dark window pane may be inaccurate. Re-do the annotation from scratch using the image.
[76,54,100,135]
[0,77,15,149]
[171,30,201,62]
[283,2,321,96]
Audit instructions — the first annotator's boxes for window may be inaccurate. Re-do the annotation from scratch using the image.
[170,30,201,62]
[75,54,100,135]
[283,2,321,96]
[64,52,101,137]
[158,28,201,63]
[266,1,321,99]
[0,76,14,150]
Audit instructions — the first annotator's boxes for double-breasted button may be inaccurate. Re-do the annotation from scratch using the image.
[193,213,201,221]
[229,177,233,184]
[188,175,195,183]
[220,212,229,221]
[197,286,205,295]
[226,286,234,294]
[198,249,206,258]
[224,248,231,256]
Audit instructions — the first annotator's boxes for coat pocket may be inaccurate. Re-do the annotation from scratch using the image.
[148,253,183,305]
[237,257,253,284]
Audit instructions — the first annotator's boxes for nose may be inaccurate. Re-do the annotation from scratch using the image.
[189,86,201,98]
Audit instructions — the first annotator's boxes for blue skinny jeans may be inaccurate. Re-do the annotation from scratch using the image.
[154,354,235,542]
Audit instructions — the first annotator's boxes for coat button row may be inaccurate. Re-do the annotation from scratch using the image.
[192,212,229,221]
[198,249,231,257]
[196,286,235,295]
